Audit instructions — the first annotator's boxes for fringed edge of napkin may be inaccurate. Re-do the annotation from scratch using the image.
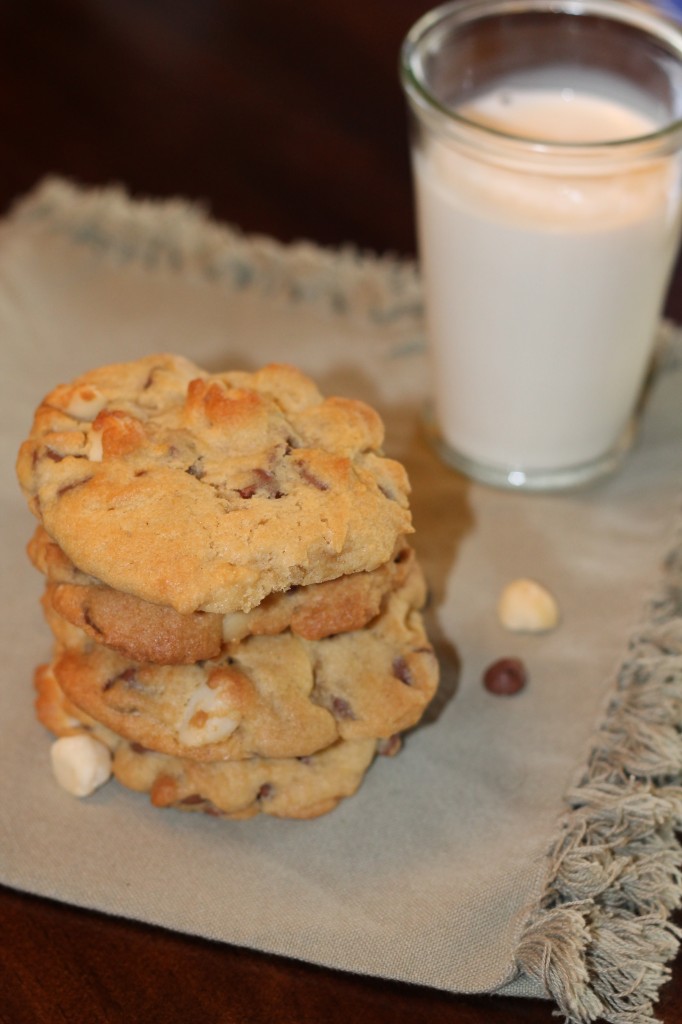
[8,175,423,327]
[516,519,682,1024]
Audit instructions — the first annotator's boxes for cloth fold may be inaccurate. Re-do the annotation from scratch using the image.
[1,177,680,1023]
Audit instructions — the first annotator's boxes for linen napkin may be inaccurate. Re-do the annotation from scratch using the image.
[0,177,680,1023]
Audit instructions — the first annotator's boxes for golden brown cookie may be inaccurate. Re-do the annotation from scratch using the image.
[34,526,417,661]
[219,541,415,643]
[113,737,379,820]
[27,527,96,587]
[34,663,384,820]
[44,580,224,665]
[34,661,109,742]
[17,355,412,615]
[42,557,437,760]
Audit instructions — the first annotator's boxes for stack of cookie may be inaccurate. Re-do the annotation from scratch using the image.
[16,354,438,820]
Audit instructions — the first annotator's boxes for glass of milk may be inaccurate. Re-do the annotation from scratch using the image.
[401,0,682,490]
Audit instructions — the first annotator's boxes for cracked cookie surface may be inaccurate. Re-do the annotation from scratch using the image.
[17,354,412,615]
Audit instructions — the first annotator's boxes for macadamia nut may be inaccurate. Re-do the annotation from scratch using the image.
[498,578,559,633]
[50,735,112,797]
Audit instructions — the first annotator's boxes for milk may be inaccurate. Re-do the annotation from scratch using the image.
[413,74,682,476]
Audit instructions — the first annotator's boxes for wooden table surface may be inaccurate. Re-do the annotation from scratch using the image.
[1,2,680,1023]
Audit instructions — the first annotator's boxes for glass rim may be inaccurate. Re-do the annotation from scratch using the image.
[400,0,682,157]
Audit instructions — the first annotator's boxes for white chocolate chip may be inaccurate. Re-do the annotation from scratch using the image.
[64,386,106,422]
[178,681,240,747]
[50,735,112,797]
[222,611,250,643]
[87,428,103,462]
[498,578,560,633]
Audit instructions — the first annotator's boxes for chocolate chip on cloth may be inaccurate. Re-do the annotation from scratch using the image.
[483,658,528,696]
[16,354,413,615]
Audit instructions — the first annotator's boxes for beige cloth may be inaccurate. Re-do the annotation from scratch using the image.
[1,178,680,1021]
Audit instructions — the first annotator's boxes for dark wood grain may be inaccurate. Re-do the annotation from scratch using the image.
[0,2,680,1022]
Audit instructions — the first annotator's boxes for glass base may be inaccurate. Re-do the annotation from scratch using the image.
[423,407,636,492]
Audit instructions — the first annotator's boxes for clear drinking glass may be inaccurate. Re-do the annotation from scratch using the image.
[401,0,682,490]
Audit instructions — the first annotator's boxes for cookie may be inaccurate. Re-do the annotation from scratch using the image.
[42,557,438,760]
[34,664,382,820]
[27,527,96,587]
[216,541,416,643]
[44,580,225,665]
[34,526,416,661]
[17,355,412,615]
[34,661,110,743]
[113,736,379,820]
